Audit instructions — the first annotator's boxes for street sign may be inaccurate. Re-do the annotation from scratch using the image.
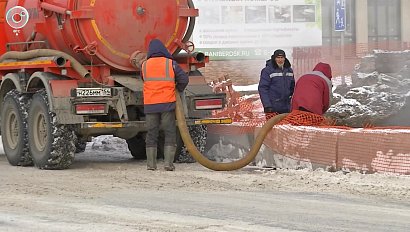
[334,0,346,31]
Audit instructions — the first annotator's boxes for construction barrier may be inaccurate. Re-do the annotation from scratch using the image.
[260,123,410,175]
[208,78,410,175]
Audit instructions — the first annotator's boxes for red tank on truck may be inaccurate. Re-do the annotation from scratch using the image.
[0,0,231,170]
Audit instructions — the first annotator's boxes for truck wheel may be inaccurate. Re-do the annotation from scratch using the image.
[175,125,207,163]
[28,90,76,169]
[75,136,87,153]
[126,132,146,160]
[126,132,165,160]
[1,90,33,166]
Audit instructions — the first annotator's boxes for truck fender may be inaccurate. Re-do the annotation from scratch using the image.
[27,72,73,112]
[0,73,25,109]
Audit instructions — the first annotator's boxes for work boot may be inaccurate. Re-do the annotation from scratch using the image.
[164,146,176,171]
[146,147,157,170]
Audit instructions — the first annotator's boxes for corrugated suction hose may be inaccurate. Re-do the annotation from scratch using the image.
[0,49,90,78]
[175,92,288,171]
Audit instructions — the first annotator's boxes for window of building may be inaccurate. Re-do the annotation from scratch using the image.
[368,0,401,50]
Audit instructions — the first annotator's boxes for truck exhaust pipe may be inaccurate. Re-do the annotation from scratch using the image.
[53,56,67,67]
[192,52,205,62]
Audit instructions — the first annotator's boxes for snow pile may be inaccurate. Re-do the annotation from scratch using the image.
[87,135,130,153]
[327,50,410,127]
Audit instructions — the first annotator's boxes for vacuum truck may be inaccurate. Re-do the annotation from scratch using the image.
[0,0,230,169]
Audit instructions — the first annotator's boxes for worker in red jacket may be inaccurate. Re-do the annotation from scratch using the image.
[142,39,189,171]
[291,62,333,115]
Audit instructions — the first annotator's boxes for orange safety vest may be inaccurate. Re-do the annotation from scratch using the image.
[142,57,176,105]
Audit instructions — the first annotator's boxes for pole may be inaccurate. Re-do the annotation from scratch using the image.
[341,31,345,85]
[335,0,346,85]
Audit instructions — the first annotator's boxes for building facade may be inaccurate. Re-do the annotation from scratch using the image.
[321,0,409,56]
[198,0,410,83]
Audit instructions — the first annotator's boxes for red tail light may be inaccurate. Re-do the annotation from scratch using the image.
[75,104,107,114]
[195,99,223,110]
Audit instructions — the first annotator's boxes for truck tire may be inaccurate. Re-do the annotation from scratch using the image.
[175,125,207,163]
[28,90,76,169]
[126,132,146,160]
[126,132,165,160]
[75,136,87,153]
[1,90,33,166]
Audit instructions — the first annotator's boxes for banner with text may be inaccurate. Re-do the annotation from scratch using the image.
[192,0,322,60]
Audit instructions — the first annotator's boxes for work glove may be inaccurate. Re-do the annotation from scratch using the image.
[264,107,274,113]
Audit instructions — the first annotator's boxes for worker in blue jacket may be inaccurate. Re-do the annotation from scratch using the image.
[258,49,295,114]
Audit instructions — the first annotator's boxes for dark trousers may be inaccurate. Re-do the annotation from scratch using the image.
[145,111,176,148]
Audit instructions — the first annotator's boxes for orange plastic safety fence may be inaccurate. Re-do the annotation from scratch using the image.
[211,93,273,134]
[208,79,410,175]
[277,110,327,126]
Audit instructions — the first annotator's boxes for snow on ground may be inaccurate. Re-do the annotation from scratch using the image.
[77,136,410,200]
[231,75,352,93]
[0,78,409,201]
[2,132,409,201]
[232,83,258,92]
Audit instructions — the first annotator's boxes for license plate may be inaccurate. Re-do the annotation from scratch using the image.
[76,88,111,97]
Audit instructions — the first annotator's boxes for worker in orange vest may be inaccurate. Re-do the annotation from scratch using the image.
[141,39,189,171]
